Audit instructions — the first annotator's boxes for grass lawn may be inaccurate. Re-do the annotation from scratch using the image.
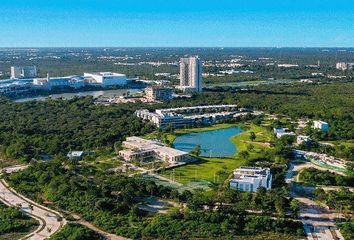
[161,123,273,185]
[323,140,354,148]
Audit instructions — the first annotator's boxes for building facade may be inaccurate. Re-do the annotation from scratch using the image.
[230,167,272,192]
[118,136,188,164]
[84,72,127,86]
[336,62,354,71]
[145,86,173,101]
[180,56,202,92]
[136,105,239,129]
[11,66,37,79]
[313,120,329,132]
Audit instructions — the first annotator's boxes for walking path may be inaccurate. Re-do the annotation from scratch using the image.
[0,179,66,240]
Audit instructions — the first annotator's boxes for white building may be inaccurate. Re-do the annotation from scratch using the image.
[33,75,85,90]
[136,105,239,129]
[119,136,188,164]
[336,62,354,71]
[313,120,329,132]
[230,167,272,192]
[67,151,84,161]
[273,128,295,138]
[297,135,312,145]
[84,72,127,86]
[180,56,202,92]
[11,66,37,79]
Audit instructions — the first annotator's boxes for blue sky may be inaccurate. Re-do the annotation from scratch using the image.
[0,0,353,47]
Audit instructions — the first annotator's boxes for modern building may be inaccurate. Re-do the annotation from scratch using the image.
[145,86,173,101]
[273,128,296,138]
[313,120,329,132]
[336,62,354,71]
[84,72,127,86]
[230,167,272,192]
[67,151,84,161]
[180,56,202,92]
[11,66,37,79]
[136,105,239,129]
[297,135,312,145]
[0,81,32,95]
[119,136,188,164]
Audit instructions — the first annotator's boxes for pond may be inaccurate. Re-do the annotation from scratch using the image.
[173,126,242,157]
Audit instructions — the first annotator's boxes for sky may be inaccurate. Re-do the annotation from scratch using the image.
[0,0,353,47]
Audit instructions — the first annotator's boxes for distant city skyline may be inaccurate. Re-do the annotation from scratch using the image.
[0,0,353,47]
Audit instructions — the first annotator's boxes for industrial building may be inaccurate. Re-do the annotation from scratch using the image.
[33,75,85,90]
[11,66,37,79]
[119,136,188,164]
[84,72,127,86]
[136,105,239,129]
[179,56,202,92]
[145,86,173,101]
[313,120,329,132]
[229,167,272,192]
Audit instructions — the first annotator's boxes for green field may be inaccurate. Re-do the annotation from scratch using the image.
[160,123,273,186]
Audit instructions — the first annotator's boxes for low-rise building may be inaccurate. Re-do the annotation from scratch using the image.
[230,167,272,192]
[84,72,127,86]
[119,136,189,164]
[136,105,239,129]
[145,86,173,101]
[273,128,295,138]
[67,151,84,161]
[313,120,329,132]
[297,135,312,145]
[336,62,354,71]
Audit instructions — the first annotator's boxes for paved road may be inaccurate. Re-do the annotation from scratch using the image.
[2,164,29,174]
[0,179,66,240]
[286,162,344,240]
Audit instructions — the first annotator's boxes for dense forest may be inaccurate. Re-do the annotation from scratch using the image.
[6,159,304,239]
[299,168,354,187]
[0,97,154,162]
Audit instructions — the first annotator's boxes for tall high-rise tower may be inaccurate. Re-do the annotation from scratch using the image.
[180,56,202,92]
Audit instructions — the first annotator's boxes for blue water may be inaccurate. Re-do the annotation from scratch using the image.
[173,127,242,157]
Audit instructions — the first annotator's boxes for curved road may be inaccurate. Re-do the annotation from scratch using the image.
[0,165,66,240]
[286,161,344,240]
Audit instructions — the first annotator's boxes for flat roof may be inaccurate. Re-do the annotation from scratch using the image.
[84,72,126,77]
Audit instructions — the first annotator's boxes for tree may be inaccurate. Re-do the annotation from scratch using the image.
[239,151,250,160]
[249,132,256,141]
[191,145,201,157]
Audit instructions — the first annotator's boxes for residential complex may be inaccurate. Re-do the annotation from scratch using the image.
[84,72,127,86]
[145,86,173,101]
[179,56,202,92]
[336,62,354,71]
[10,66,37,79]
[119,136,189,164]
[229,167,272,192]
[135,105,239,129]
[313,120,329,132]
